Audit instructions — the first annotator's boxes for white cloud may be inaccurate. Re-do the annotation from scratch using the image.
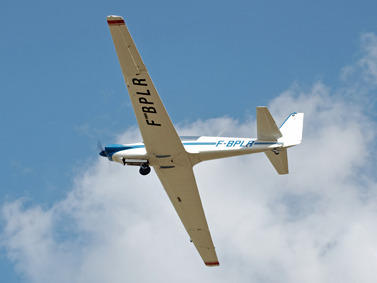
[2,34,377,283]
[340,32,377,108]
[359,33,377,84]
[341,32,377,84]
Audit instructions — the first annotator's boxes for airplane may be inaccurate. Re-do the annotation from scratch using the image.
[100,15,304,266]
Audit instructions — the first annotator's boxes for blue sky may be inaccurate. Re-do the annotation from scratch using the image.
[1,0,377,282]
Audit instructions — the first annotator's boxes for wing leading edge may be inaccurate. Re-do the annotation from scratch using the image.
[107,15,219,266]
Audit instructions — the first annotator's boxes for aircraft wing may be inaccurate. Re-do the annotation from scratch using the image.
[154,165,219,266]
[107,15,185,155]
[107,15,219,266]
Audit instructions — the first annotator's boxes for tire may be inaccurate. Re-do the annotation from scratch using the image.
[139,164,151,175]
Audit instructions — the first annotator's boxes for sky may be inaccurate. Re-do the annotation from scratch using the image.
[1,0,377,282]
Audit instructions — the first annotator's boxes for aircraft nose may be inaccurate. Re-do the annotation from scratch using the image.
[99,150,107,157]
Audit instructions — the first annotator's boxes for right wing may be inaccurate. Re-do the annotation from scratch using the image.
[154,165,219,266]
[107,15,185,156]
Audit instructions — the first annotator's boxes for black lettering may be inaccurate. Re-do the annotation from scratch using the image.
[136,90,151,95]
[142,106,157,113]
[139,97,154,105]
[146,119,161,126]
[132,78,147,86]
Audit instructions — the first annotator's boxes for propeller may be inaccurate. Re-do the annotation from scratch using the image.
[98,141,108,158]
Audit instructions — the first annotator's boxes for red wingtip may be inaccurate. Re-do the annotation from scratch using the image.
[107,15,125,25]
[205,261,220,266]
[107,19,125,25]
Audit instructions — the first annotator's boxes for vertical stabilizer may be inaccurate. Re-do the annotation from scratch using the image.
[279,113,304,147]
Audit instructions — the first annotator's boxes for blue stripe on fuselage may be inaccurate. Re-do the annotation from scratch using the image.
[182,142,217,146]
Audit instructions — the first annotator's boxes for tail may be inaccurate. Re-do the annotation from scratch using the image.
[256,107,304,175]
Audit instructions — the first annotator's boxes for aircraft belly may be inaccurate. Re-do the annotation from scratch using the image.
[112,149,147,163]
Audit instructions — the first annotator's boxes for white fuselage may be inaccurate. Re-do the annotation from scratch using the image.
[110,136,283,166]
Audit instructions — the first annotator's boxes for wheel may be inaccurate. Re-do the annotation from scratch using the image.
[139,163,151,175]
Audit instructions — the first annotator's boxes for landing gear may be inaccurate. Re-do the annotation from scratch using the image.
[121,158,150,175]
[139,162,151,175]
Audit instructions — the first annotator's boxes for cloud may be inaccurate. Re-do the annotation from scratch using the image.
[340,32,377,110]
[2,34,377,283]
[341,32,377,84]
[359,33,377,84]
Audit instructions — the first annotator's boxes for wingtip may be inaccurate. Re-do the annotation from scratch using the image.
[107,15,125,25]
[205,261,220,266]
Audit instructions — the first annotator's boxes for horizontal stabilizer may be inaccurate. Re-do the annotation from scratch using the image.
[265,148,288,175]
[257,107,282,141]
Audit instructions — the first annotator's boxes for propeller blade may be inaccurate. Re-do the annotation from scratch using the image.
[97,141,104,152]
[98,141,107,157]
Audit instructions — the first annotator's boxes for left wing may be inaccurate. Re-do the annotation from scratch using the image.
[154,165,219,266]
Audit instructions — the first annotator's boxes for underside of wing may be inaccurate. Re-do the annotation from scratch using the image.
[154,165,219,266]
[107,15,185,156]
